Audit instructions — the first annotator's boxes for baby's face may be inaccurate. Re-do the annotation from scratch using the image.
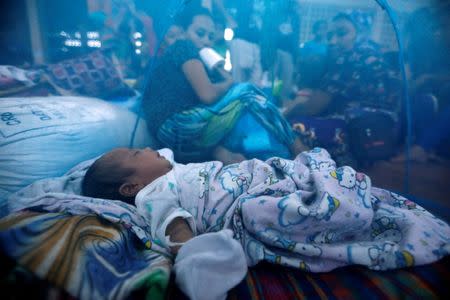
[106,147,173,186]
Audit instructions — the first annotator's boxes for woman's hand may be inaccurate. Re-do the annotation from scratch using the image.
[294,89,314,103]
[282,89,332,117]
[282,89,313,117]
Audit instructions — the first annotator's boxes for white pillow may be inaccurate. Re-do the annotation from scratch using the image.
[0,96,155,201]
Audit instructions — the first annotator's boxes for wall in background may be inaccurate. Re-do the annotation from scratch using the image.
[0,0,32,66]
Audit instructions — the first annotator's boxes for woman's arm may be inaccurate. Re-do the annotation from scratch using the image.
[165,217,194,255]
[282,89,332,117]
[182,59,234,104]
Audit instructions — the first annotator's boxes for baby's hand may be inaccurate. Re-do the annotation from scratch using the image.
[165,217,194,255]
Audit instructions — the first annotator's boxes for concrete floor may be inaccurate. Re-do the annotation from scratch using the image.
[363,160,450,220]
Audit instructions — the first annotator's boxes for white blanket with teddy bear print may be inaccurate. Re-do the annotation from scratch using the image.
[137,147,450,272]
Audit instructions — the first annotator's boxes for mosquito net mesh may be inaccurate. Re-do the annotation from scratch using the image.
[0,0,449,215]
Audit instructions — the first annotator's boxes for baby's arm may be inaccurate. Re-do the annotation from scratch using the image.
[165,217,194,255]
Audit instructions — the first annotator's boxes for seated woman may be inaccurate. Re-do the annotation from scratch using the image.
[284,12,400,166]
[143,5,305,164]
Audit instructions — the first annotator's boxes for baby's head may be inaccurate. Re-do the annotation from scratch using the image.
[82,148,172,204]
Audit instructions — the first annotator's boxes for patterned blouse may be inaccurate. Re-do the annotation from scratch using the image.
[320,45,400,115]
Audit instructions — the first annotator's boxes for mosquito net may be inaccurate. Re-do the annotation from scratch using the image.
[0,0,449,216]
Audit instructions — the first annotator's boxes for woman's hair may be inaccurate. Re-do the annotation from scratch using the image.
[82,156,134,204]
[176,5,213,29]
[333,11,375,34]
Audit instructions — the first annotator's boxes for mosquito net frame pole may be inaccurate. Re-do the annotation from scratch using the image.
[129,0,192,148]
[374,0,412,193]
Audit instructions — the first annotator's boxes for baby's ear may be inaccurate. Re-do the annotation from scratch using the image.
[119,182,143,198]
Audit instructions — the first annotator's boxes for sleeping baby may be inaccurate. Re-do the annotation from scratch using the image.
[82,147,450,272]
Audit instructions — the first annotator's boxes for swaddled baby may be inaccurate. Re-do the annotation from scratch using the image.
[83,147,450,274]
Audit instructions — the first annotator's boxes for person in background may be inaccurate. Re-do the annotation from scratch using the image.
[101,0,157,78]
[260,0,301,106]
[301,20,328,59]
[286,12,398,116]
[211,0,300,106]
[391,5,450,162]
[143,5,306,164]
[296,20,328,90]
[216,0,264,86]
[157,24,184,56]
[211,20,228,58]
[284,12,400,167]
[192,0,227,57]
[348,10,380,52]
